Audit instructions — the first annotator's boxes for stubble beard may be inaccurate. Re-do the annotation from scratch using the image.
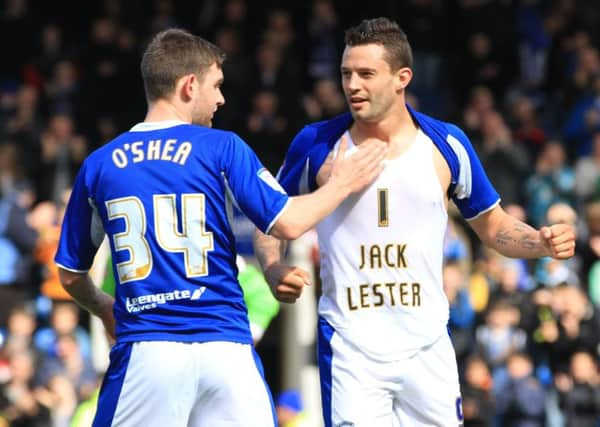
[193,112,213,127]
[350,104,380,123]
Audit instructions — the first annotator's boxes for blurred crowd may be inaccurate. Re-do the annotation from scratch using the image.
[1,0,600,426]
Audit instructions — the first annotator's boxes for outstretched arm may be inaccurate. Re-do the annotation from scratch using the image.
[468,205,576,259]
[269,137,386,240]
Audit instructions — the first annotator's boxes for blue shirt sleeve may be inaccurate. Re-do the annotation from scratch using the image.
[445,124,500,219]
[276,125,316,196]
[276,114,353,196]
[221,134,289,233]
[54,161,101,272]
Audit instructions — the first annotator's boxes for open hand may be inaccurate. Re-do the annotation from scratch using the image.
[329,135,387,195]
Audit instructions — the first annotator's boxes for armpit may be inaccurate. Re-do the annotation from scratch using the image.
[432,146,451,208]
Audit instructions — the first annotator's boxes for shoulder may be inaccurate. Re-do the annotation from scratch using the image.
[304,113,353,133]
[285,114,352,167]
[445,123,473,147]
[277,114,351,193]
[177,125,241,144]
[292,113,352,149]
[412,108,471,146]
[412,109,478,168]
[201,128,251,151]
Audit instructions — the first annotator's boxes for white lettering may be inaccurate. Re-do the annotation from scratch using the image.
[148,140,161,160]
[131,141,144,163]
[125,288,203,313]
[112,149,128,168]
[173,142,192,165]
[113,139,192,169]
[161,139,176,161]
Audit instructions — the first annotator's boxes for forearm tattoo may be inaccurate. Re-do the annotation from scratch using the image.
[495,221,540,251]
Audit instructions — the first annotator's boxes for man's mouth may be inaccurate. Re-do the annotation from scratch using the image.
[349,97,367,108]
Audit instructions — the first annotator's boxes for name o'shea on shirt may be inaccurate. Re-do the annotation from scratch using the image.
[112,139,192,168]
[346,242,422,311]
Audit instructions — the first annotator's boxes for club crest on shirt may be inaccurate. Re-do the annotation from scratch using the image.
[258,168,286,194]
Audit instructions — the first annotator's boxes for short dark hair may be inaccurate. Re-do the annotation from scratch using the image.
[141,28,226,103]
[344,17,412,71]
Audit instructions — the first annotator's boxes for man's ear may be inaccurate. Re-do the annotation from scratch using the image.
[395,67,412,92]
[179,73,197,101]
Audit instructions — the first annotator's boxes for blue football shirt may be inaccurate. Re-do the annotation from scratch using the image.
[55,121,289,344]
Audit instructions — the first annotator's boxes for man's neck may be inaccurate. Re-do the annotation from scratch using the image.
[351,104,415,143]
[144,100,191,123]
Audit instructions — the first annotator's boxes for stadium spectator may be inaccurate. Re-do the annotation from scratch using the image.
[495,352,547,427]
[461,355,495,427]
[555,350,600,427]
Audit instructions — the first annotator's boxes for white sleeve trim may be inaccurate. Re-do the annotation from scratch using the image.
[222,172,241,210]
[299,159,310,194]
[464,199,501,221]
[265,199,291,234]
[446,134,472,199]
[55,262,90,274]
[222,172,240,234]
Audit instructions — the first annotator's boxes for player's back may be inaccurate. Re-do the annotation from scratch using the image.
[67,122,280,344]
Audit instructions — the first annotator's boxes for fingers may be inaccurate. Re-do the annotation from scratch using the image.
[552,241,576,259]
[548,225,575,245]
[328,136,388,196]
[553,240,575,252]
[356,144,387,173]
[282,268,311,290]
[540,226,552,240]
[353,141,387,164]
[346,142,387,192]
[329,135,388,194]
[361,157,386,187]
[275,284,304,303]
[292,267,311,286]
[266,264,311,303]
[544,224,576,259]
